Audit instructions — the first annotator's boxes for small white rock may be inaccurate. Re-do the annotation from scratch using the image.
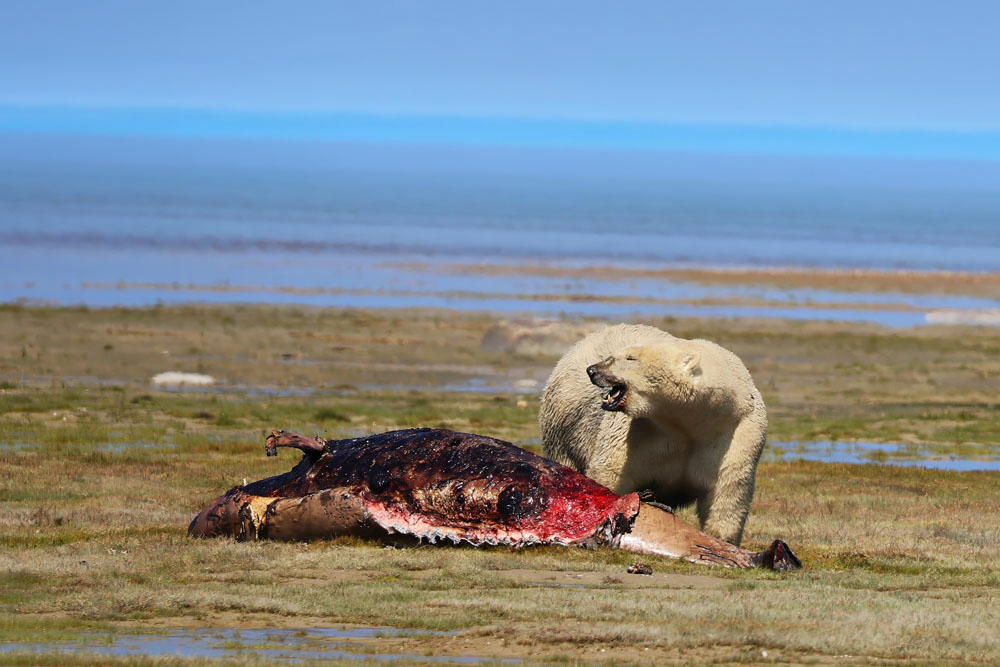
[151,371,215,387]
[925,308,1000,326]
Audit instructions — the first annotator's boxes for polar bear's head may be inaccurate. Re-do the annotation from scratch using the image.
[586,342,704,418]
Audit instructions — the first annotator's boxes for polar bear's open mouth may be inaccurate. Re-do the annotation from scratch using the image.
[601,383,628,411]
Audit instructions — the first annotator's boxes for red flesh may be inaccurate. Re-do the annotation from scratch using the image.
[193,428,639,547]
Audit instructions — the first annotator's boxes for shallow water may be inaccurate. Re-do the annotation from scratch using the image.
[766,440,1000,471]
[4,274,980,328]
[3,141,1000,273]
[1,140,998,326]
[0,627,518,663]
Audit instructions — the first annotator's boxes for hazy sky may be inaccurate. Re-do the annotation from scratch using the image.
[2,2,998,129]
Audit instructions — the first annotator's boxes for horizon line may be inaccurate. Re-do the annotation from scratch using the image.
[3,104,1000,160]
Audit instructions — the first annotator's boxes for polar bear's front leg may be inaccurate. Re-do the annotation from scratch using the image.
[584,455,630,495]
[697,417,766,546]
[580,413,635,492]
[698,479,753,546]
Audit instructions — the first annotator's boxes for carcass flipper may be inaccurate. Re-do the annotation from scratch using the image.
[751,539,802,572]
[265,430,327,458]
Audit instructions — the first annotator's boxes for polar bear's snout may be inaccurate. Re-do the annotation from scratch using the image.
[587,358,628,411]
[585,358,614,386]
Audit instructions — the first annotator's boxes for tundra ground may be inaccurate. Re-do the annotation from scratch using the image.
[1,304,998,664]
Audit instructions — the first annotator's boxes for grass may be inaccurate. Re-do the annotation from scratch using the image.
[0,303,998,663]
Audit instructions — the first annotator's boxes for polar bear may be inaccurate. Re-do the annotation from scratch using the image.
[540,324,767,546]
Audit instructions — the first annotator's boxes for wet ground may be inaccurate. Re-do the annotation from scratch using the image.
[5,254,999,328]
[0,626,518,663]
[5,437,997,471]
[765,440,1000,471]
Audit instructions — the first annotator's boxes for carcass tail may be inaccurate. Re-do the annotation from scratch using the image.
[617,503,800,570]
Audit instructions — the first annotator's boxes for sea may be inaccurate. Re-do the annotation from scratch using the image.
[2,133,999,326]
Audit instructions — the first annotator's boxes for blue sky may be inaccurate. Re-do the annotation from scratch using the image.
[2,2,1000,156]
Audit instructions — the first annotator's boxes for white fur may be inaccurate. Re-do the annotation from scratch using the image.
[540,324,766,546]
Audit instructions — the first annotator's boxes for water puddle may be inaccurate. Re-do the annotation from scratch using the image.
[0,441,178,453]
[4,372,541,398]
[9,265,1000,327]
[98,441,178,453]
[369,380,539,395]
[157,383,319,397]
[0,627,519,663]
[13,282,945,328]
[766,440,1000,471]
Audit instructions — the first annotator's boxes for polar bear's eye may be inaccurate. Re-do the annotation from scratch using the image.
[625,355,637,361]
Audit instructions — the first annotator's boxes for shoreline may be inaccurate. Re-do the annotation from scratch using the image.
[4,258,998,328]
[73,280,937,311]
[37,275,1000,328]
[392,261,1000,298]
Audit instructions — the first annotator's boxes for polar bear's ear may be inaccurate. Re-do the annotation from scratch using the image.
[677,351,702,378]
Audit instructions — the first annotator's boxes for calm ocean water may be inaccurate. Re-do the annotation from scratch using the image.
[1,135,998,323]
